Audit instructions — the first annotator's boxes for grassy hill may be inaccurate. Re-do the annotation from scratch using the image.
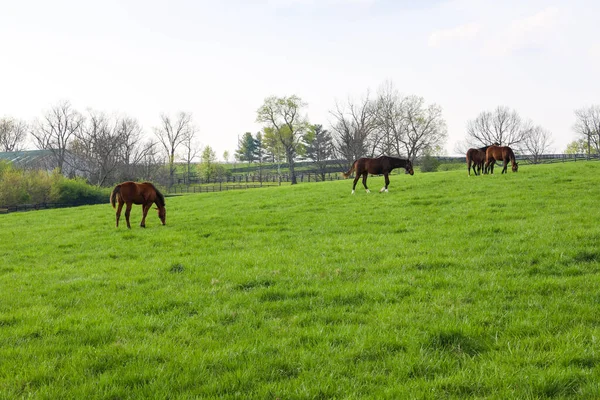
[1,162,600,398]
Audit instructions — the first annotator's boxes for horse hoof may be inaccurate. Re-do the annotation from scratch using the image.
[351,190,355,195]
[366,189,370,194]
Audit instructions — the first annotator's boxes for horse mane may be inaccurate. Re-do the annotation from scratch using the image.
[144,182,165,207]
[385,155,410,167]
[505,146,516,161]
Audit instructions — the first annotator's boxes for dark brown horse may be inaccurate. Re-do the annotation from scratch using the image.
[485,145,518,174]
[466,148,486,176]
[110,181,166,228]
[343,156,414,194]
[466,144,499,176]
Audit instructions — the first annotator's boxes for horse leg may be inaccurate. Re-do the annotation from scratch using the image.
[124,202,133,229]
[362,173,370,193]
[351,175,360,194]
[140,203,150,228]
[467,159,472,176]
[115,202,124,228]
[502,158,508,174]
[380,173,389,192]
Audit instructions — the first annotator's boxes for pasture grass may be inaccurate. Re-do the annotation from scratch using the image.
[1,162,600,398]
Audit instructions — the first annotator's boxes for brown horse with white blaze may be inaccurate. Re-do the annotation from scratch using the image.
[110,181,166,228]
[343,156,414,194]
[485,145,518,174]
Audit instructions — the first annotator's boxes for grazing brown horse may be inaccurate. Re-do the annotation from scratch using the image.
[110,181,166,228]
[343,156,414,194]
[466,148,486,176]
[485,145,518,174]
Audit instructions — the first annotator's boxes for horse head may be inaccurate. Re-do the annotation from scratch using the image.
[156,206,166,225]
[512,162,519,172]
[405,160,414,175]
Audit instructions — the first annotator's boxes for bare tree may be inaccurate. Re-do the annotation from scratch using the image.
[137,141,164,183]
[116,116,156,182]
[31,100,84,174]
[401,96,447,161]
[180,126,201,184]
[0,117,28,152]
[154,112,194,187]
[70,110,126,186]
[521,125,554,163]
[374,82,406,157]
[330,93,379,168]
[466,106,532,147]
[257,95,308,185]
[376,83,447,161]
[573,105,600,156]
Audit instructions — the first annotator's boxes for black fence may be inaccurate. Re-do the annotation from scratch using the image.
[3,153,598,213]
[516,153,600,164]
[169,182,279,194]
[0,199,107,214]
[169,172,345,194]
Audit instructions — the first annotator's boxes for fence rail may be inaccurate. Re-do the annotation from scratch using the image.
[169,182,280,194]
[3,153,598,214]
[0,200,107,214]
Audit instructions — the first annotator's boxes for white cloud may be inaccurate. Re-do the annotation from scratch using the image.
[428,22,481,47]
[483,6,561,56]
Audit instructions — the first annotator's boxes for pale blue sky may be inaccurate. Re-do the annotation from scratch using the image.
[1,0,599,157]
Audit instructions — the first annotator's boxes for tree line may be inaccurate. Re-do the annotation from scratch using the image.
[1,81,599,187]
[0,101,212,188]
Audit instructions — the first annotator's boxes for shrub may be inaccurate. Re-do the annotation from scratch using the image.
[50,176,108,204]
[0,169,29,205]
[419,154,440,173]
[25,169,53,204]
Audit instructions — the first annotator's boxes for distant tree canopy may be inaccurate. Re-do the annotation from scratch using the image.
[198,145,225,181]
[465,106,533,148]
[573,105,600,155]
[235,132,258,163]
[0,117,27,152]
[303,124,334,180]
[564,139,598,155]
[256,95,309,185]
[329,82,447,168]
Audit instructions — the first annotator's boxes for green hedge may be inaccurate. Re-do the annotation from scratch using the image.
[0,161,109,207]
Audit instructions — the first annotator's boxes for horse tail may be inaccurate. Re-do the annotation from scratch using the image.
[342,161,356,178]
[110,185,121,209]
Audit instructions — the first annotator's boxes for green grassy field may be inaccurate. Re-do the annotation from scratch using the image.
[1,162,600,399]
